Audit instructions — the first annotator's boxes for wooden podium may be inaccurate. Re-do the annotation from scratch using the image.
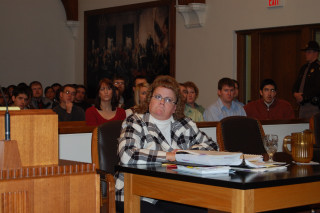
[0,109,58,167]
[0,163,100,213]
[0,110,100,212]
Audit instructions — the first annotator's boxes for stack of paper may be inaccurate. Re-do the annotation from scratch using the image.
[242,154,263,162]
[176,165,230,175]
[175,150,243,166]
[174,150,288,173]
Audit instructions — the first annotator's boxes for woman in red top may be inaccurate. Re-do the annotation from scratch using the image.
[85,78,126,126]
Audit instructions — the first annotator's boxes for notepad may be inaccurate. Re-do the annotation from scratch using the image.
[231,165,288,173]
[176,165,230,175]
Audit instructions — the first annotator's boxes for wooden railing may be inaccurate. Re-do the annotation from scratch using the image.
[59,118,310,134]
[0,163,95,180]
[59,121,95,134]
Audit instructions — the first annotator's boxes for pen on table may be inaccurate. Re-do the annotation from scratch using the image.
[162,163,177,169]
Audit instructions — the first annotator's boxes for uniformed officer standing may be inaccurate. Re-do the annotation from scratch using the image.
[293,40,320,119]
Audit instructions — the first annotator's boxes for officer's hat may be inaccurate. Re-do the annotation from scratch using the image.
[301,41,320,52]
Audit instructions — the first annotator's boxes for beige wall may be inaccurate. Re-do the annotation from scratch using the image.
[0,0,75,89]
[1,0,320,107]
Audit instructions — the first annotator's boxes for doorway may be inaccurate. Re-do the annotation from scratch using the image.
[237,24,320,116]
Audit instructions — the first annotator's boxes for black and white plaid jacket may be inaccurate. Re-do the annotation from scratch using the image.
[115,112,219,202]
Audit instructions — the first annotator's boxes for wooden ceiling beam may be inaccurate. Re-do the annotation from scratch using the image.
[61,0,78,21]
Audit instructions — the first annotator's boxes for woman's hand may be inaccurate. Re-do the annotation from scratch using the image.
[166,149,180,162]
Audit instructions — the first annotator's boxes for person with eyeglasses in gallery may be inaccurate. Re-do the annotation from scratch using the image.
[29,81,53,109]
[115,75,218,213]
[85,78,126,126]
[52,84,85,121]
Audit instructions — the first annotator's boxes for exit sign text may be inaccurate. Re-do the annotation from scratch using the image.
[268,0,284,7]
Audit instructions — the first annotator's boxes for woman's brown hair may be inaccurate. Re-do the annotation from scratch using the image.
[94,78,118,111]
[136,75,185,120]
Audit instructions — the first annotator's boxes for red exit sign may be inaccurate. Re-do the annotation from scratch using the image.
[268,0,284,7]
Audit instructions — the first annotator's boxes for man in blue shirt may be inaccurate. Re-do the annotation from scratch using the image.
[203,77,246,121]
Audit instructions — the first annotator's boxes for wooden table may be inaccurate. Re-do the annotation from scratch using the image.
[118,163,320,213]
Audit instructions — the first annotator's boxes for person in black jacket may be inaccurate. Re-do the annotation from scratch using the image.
[293,40,320,119]
[53,84,85,121]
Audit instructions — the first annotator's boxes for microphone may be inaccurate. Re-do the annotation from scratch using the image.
[0,85,10,140]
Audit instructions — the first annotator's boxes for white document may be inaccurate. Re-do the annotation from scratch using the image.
[175,150,243,166]
[176,165,231,175]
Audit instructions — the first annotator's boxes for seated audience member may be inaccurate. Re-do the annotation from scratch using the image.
[133,75,148,92]
[85,78,126,126]
[179,82,203,122]
[184,81,205,122]
[29,81,53,109]
[126,75,148,109]
[233,79,244,106]
[115,75,218,213]
[125,82,149,117]
[0,88,9,106]
[53,84,85,121]
[45,86,59,108]
[45,86,55,101]
[17,83,32,109]
[51,83,62,105]
[74,85,92,111]
[113,75,132,109]
[11,86,30,110]
[179,83,188,102]
[244,79,295,120]
[51,83,62,94]
[6,85,16,106]
[17,82,28,88]
[203,77,246,121]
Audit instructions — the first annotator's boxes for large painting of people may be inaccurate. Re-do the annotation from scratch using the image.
[84,1,175,99]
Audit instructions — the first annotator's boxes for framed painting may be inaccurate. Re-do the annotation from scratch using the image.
[84,1,176,99]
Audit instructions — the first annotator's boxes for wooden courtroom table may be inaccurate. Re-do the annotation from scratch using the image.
[118,162,320,213]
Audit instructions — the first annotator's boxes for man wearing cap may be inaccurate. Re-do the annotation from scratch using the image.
[293,40,320,119]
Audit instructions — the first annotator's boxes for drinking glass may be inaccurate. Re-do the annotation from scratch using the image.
[263,134,278,162]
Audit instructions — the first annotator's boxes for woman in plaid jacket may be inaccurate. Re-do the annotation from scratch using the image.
[115,75,219,213]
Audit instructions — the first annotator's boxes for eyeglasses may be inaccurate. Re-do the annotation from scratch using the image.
[114,82,124,85]
[263,88,276,93]
[64,91,76,96]
[152,94,177,104]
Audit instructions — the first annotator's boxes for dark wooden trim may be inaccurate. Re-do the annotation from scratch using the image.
[236,23,320,35]
[250,32,260,102]
[196,121,219,128]
[61,0,78,21]
[58,121,96,134]
[177,0,205,5]
[259,118,309,125]
[84,0,176,99]
[58,118,309,135]
[195,119,309,128]
[169,0,176,78]
[0,109,56,116]
[237,34,246,104]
